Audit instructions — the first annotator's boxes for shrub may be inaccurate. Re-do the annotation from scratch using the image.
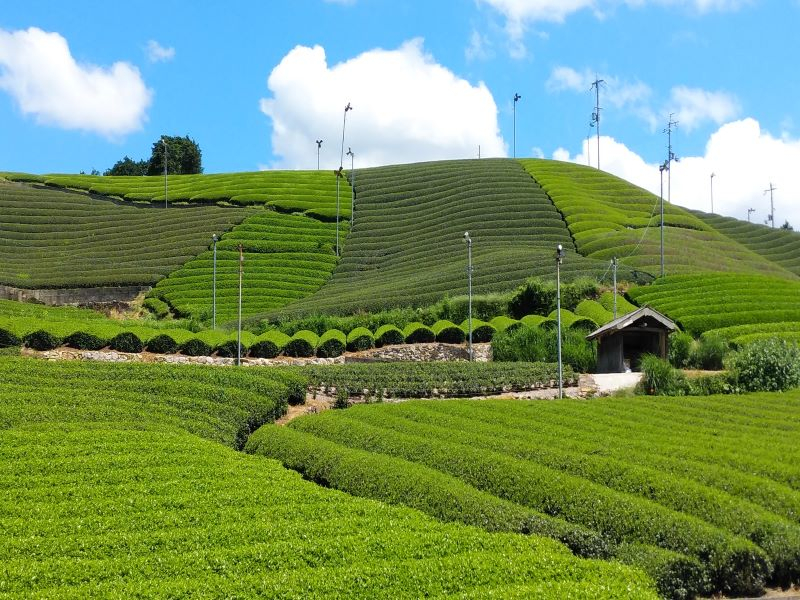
[64,330,108,351]
[687,372,736,396]
[432,320,465,344]
[179,337,213,357]
[491,326,595,372]
[668,331,693,368]
[216,339,247,358]
[403,322,435,344]
[489,316,523,333]
[24,329,62,351]
[508,278,556,318]
[689,334,729,370]
[109,332,144,353]
[727,337,800,392]
[0,327,22,348]
[145,333,179,354]
[317,329,346,358]
[460,319,496,343]
[283,330,319,358]
[638,354,688,396]
[614,543,709,600]
[562,330,597,373]
[374,324,405,347]
[143,297,171,319]
[249,331,290,359]
[346,327,374,352]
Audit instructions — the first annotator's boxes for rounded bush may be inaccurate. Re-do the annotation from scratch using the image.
[109,332,144,353]
[403,322,435,344]
[489,316,523,333]
[346,327,374,352]
[283,330,319,358]
[727,337,800,392]
[317,329,346,358]
[24,329,62,351]
[0,328,22,348]
[179,337,213,357]
[432,320,465,344]
[374,324,404,347]
[145,333,179,354]
[668,331,693,368]
[64,330,108,350]
[460,319,496,343]
[215,339,247,358]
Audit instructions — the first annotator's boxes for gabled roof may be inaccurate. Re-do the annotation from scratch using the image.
[586,306,677,341]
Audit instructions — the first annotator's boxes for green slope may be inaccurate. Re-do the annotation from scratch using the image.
[0,357,656,598]
[277,159,640,317]
[266,395,800,596]
[0,180,251,288]
[690,209,800,277]
[520,159,797,279]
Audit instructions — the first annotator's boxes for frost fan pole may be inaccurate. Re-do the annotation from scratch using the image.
[237,243,243,367]
[612,256,618,319]
[464,232,473,362]
[555,244,566,399]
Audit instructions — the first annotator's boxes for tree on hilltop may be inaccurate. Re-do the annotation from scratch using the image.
[104,156,148,176]
[146,135,203,175]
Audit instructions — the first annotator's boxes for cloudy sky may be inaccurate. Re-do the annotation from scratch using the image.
[1,1,798,227]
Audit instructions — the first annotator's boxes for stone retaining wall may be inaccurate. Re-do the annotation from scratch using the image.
[346,342,492,363]
[0,284,151,306]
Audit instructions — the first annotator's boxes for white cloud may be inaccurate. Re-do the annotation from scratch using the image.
[0,27,152,137]
[546,66,652,109]
[260,39,506,169]
[465,30,493,61]
[555,118,800,229]
[482,0,752,56]
[668,86,740,131]
[145,40,175,63]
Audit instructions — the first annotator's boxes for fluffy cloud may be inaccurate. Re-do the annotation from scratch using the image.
[0,27,152,137]
[260,39,505,169]
[669,86,740,131]
[555,118,800,228]
[482,0,752,56]
[547,66,740,132]
[145,40,175,63]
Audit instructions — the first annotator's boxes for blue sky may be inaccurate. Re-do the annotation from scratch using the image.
[1,1,799,225]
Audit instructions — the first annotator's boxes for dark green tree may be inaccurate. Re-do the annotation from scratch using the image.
[146,135,203,176]
[780,220,793,231]
[104,156,148,176]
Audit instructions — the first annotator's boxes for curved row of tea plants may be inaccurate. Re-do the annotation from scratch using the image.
[150,210,343,322]
[691,209,800,277]
[519,159,795,279]
[0,180,251,288]
[0,357,657,598]
[628,273,800,335]
[265,393,800,597]
[278,159,643,318]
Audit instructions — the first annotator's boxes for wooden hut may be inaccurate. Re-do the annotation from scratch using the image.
[586,306,677,373]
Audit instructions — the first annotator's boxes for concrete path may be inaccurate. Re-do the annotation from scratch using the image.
[586,372,643,395]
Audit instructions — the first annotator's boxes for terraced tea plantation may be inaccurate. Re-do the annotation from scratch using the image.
[0,357,657,598]
[628,272,800,339]
[0,180,251,288]
[519,159,796,279]
[280,159,639,317]
[256,394,800,598]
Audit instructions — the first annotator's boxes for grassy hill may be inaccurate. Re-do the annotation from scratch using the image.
[520,159,797,279]
[0,180,251,288]
[276,159,641,317]
[0,356,656,598]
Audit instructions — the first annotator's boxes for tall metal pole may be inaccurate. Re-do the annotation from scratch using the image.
[764,183,776,228]
[556,244,565,399]
[590,78,604,170]
[347,148,355,227]
[336,103,352,257]
[664,114,678,204]
[162,137,168,209]
[612,256,618,319]
[465,232,473,362]
[660,161,667,278]
[212,234,218,329]
[513,93,521,159]
[710,173,715,214]
[747,208,755,222]
[316,140,323,170]
[237,243,243,366]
